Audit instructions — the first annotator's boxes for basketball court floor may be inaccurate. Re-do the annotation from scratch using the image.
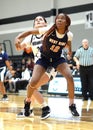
[0,93,93,130]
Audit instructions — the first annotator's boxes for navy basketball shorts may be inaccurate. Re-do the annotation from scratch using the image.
[36,56,66,70]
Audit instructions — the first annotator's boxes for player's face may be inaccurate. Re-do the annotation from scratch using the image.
[55,13,67,30]
[34,16,47,28]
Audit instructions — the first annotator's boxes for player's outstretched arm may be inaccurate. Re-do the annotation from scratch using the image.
[14,28,39,51]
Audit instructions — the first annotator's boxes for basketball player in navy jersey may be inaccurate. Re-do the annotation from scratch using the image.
[15,13,79,117]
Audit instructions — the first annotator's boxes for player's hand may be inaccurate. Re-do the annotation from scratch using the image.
[15,38,22,51]
[15,38,27,51]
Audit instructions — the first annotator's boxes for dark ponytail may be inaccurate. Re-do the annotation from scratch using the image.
[42,24,56,52]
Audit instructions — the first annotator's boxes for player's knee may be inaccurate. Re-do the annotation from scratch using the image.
[28,80,38,89]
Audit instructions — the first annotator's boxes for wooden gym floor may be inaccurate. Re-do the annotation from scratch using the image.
[0,93,93,130]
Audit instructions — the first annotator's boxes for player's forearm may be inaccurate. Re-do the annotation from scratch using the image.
[73,57,79,64]
[15,29,40,51]
[16,29,39,40]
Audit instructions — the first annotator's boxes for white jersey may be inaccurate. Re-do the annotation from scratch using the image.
[22,34,57,79]
[22,34,42,62]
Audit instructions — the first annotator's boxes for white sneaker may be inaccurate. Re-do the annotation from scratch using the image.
[0,97,9,101]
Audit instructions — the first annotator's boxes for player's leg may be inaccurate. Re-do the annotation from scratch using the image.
[0,67,9,101]
[57,62,79,116]
[0,82,8,101]
[17,71,50,119]
[17,67,56,119]
[32,73,51,119]
[17,64,46,118]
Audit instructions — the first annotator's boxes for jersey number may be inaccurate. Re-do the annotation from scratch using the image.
[50,45,60,52]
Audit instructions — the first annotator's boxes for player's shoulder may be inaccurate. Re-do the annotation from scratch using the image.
[67,31,73,37]
[67,31,73,41]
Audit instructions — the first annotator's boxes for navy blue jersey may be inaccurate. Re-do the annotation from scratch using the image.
[41,30,68,59]
[0,51,8,67]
